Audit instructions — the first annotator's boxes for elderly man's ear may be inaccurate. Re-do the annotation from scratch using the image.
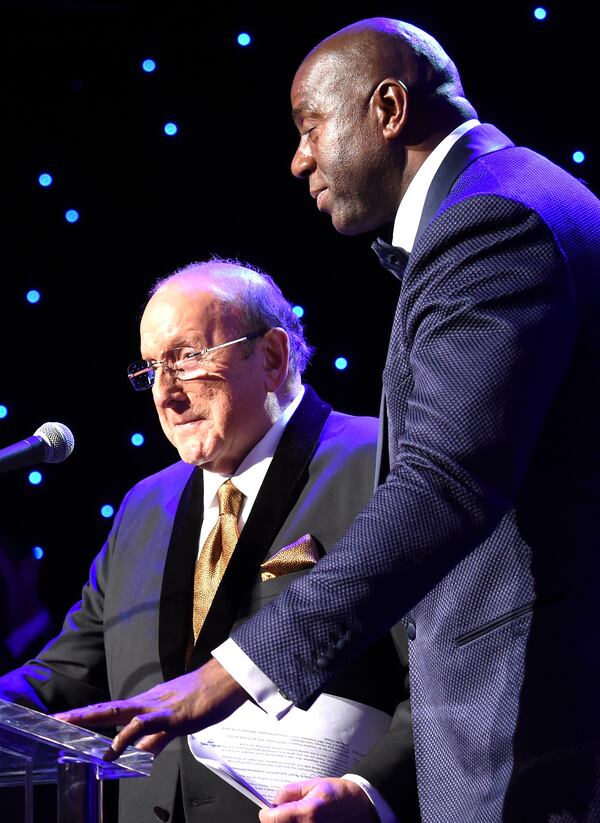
[261,327,291,392]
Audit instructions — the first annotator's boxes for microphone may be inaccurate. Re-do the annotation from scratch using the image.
[0,422,75,475]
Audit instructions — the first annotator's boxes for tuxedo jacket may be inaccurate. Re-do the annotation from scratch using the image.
[233,126,600,822]
[0,386,419,823]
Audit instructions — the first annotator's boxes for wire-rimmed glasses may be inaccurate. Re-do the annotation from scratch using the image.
[127,330,267,391]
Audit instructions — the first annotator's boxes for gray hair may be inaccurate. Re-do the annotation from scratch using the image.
[150,257,314,382]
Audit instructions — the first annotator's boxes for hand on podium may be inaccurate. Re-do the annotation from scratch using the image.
[54,658,246,760]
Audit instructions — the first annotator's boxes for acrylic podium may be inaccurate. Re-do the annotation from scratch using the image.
[0,698,154,823]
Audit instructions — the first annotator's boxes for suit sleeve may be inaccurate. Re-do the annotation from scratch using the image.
[0,490,133,713]
[230,193,577,706]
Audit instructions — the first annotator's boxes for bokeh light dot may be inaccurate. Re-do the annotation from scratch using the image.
[334,357,348,371]
[164,122,178,136]
[572,150,586,164]
[0,405,7,419]
[65,209,79,223]
[101,504,114,519]
[28,471,43,485]
[292,305,305,318]
[131,432,145,447]
[38,173,53,187]
[237,32,251,46]
[26,289,41,304]
[32,546,44,560]
[142,58,156,73]
[533,7,547,19]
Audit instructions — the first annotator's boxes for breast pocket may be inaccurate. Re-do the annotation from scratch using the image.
[455,601,535,647]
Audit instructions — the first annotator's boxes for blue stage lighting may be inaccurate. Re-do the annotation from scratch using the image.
[142,58,157,73]
[292,305,305,318]
[26,289,41,304]
[29,471,43,485]
[164,122,178,136]
[131,432,145,447]
[572,150,585,164]
[533,7,547,19]
[38,173,53,187]
[65,209,79,223]
[101,504,114,518]
[0,405,7,419]
[32,546,44,560]
[237,32,252,47]
[334,357,348,371]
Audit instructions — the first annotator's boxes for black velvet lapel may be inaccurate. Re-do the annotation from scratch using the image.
[187,385,332,670]
[159,466,204,681]
[415,123,514,245]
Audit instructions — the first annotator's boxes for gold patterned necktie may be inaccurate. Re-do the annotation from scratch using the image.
[192,479,245,642]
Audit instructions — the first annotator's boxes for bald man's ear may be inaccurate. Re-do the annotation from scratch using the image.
[261,327,290,393]
[372,78,408,140]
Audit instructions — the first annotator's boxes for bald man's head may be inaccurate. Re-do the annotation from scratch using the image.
[303,18,476,129]
[290,18,477,235]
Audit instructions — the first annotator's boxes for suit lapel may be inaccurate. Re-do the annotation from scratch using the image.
[414,123,514,245]
[373,124,515,486]
[188,385,332,669]
[158,467,204,681]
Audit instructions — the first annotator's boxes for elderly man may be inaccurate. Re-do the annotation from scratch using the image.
[0,260,419,822]
[56,17,600,823]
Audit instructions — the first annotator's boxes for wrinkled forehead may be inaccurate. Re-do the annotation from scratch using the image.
[140,283,236,355]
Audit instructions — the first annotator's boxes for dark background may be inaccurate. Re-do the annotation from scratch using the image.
[0,0,595,653]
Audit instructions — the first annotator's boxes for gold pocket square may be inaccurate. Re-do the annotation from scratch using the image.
[260,534,321,581]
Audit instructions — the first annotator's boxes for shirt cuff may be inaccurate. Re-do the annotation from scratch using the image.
[343,773,400,823]
[212,638,294,719]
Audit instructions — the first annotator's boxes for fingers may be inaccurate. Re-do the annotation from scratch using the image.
[104,710,174,760]
[135,731,170,757]
[272,781,319,805]
[54,700,140,728]
[259,782,319,823]
[258,778,377,823]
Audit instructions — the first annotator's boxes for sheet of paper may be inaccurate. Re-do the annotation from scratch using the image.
[188,693,391,808]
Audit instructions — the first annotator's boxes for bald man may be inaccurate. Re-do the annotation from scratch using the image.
[55,19,600,823]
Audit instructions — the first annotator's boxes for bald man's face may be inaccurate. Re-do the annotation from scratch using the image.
[291,52,399,235]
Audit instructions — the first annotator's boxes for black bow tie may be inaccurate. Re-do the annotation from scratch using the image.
[371,237,409,280]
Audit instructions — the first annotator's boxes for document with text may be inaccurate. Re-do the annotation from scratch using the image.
[188,693,391,808]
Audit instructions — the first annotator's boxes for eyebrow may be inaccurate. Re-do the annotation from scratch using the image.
[292,102,321,126]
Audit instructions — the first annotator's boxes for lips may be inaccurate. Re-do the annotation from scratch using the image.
[310,187,328,211]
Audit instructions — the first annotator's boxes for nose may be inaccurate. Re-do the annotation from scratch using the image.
[152,368,188,409]
[291,138,316,179]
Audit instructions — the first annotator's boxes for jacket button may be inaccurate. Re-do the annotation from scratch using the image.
[406,622,416,640]
[316,655,330,669]
[153,808,170,822]
[336,638,346,650]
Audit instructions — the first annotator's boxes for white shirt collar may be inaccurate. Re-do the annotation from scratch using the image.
[202,385,305,523]
[392,119,480,252]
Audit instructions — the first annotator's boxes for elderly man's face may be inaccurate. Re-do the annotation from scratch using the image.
[290,52,397,235]
[140,282,273,474]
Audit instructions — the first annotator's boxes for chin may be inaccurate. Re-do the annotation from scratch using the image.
[331,210,374,237]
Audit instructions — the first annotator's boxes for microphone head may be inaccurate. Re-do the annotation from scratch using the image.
[34,422,75,464]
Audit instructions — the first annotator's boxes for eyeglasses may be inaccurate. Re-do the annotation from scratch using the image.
[127,330,267,391]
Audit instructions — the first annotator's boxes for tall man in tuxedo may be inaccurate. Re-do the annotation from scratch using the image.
[0,260,419,823]
[55,17,600,823]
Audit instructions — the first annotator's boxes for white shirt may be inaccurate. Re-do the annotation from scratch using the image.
[199,386,305,551]
[213,120,482,822]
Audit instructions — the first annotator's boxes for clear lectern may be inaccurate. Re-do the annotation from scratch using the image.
[0,698,153,823]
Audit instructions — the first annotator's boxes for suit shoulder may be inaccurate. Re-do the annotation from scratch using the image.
[320,409,379,452]
[122,460,196,506]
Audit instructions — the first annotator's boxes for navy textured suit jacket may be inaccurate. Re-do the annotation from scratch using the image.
[0,387,418,823]
[232,125,600,822]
